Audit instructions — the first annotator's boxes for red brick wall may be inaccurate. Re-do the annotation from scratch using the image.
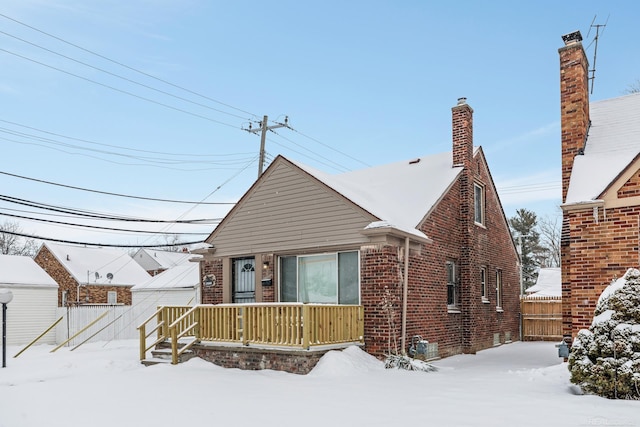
[358,151,520,358]
[191,344,327,374]
[618,172,640,198]
[557,36,639,338]
[200,258,223,304]
[564,206,640,335]
[34,246,132,305]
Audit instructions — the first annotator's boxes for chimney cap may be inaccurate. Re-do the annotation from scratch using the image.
[457,97,467,105]
[562,31,583,45]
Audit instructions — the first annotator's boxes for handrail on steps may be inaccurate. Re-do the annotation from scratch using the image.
[168,305,200,364]
[137,306,169,362]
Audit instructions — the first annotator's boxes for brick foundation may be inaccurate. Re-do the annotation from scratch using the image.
[191,344,335,374]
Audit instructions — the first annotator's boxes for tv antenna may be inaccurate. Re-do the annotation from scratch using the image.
[586,15,609,94]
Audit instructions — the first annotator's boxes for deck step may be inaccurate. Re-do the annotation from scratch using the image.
[142,340,198,366]
[141,357,173,367]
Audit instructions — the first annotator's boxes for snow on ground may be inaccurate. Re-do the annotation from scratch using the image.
[1,340,638,427]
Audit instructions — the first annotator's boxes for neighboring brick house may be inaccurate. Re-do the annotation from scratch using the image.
[34,242,151,306]
[559,31,640,338]
[198,98,520,359]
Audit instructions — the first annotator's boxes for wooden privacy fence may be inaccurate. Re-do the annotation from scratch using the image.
[520,296,562,341]
[138,304,365,364]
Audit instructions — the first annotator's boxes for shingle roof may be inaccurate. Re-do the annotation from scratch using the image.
[43,242,150,286]
[0,255,58,288]
[566,92,640,204]
[291,149,470,238]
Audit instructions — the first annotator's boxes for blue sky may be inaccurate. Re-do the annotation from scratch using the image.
[1,1,638,247]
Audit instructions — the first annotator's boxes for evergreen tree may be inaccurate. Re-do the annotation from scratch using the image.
[569,268,640,399]
[508,209,543,290]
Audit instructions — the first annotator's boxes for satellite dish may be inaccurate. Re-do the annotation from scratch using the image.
[106,273,114,280]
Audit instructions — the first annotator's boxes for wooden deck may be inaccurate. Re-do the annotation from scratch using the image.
[138,303,365,365]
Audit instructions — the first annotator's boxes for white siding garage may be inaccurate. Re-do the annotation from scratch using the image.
[131,263,199,320]
[0,255,59,346]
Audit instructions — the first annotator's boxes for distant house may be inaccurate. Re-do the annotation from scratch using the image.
[0,254,58,345]
[525,267,561,297]
[198,98,520,358]
[131,248,194,276]
[132,262,200,309]
[559,31,640,337]
[34,242,150,306]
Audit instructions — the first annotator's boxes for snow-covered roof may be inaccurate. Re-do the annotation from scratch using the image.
[42,242,150,286]
[525,267,561,297]
[565,93,640,204]
[0,255,58,288]
[291,150,469,239]
[131,248,200,271]
[132,263,199,291]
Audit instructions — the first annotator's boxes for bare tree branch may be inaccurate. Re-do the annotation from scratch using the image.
[0,220,38,256]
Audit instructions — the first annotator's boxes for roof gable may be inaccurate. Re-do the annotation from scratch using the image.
[42,242,150,286]
[132,263,198,291]
[132,248,198,271]
[566,93,640,204]
[206,157,381,256]
[292,151,463,233]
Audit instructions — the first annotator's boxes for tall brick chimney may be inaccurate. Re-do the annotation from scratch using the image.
[559,31,590,203]
[452,97,473,168]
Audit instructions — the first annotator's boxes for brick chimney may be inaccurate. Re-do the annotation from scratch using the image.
[559,31,590,203]
[452,97,473,169]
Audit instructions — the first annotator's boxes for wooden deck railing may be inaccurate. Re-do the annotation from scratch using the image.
[138,304,365,364]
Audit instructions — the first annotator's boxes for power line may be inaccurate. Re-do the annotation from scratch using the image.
[0,170,236,205]
[0,118,252,160]
[0,12,257,119]
[0,47,241,129]
[0,29,251,121]
[0,194,219,224]
[0,211,213,235]
[291,127,371,168]
[0,229,204,248]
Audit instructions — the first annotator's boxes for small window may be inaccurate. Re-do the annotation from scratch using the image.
[480,266,488,302]
[474,183,485,225]
[496,270,503,310]
[447,261,459,309]
[62,290,68,307]
[107,291,117,305]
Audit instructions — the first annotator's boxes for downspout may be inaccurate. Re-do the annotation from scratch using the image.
[401,237,409,354]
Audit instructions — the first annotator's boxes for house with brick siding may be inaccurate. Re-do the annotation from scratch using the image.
[34,242,151,306]
[198,98,520,359]
[559,31,640,340]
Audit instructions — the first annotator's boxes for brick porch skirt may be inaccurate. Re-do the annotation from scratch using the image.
[190,342,361,374]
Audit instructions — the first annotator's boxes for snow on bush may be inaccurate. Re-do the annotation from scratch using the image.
[568,268,640,399]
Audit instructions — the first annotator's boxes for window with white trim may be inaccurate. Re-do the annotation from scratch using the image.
[496,269,503,310]
[446,260,459,309]
[279,251,359,304]
[474,182,485,225]
[107,291,117,305]
[480,266,488,302]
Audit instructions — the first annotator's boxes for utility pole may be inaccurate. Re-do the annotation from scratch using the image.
[246,115,291,177]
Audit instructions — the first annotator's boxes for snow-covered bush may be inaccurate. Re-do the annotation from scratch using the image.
[384,354,438,372]
[568,268,640,399]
